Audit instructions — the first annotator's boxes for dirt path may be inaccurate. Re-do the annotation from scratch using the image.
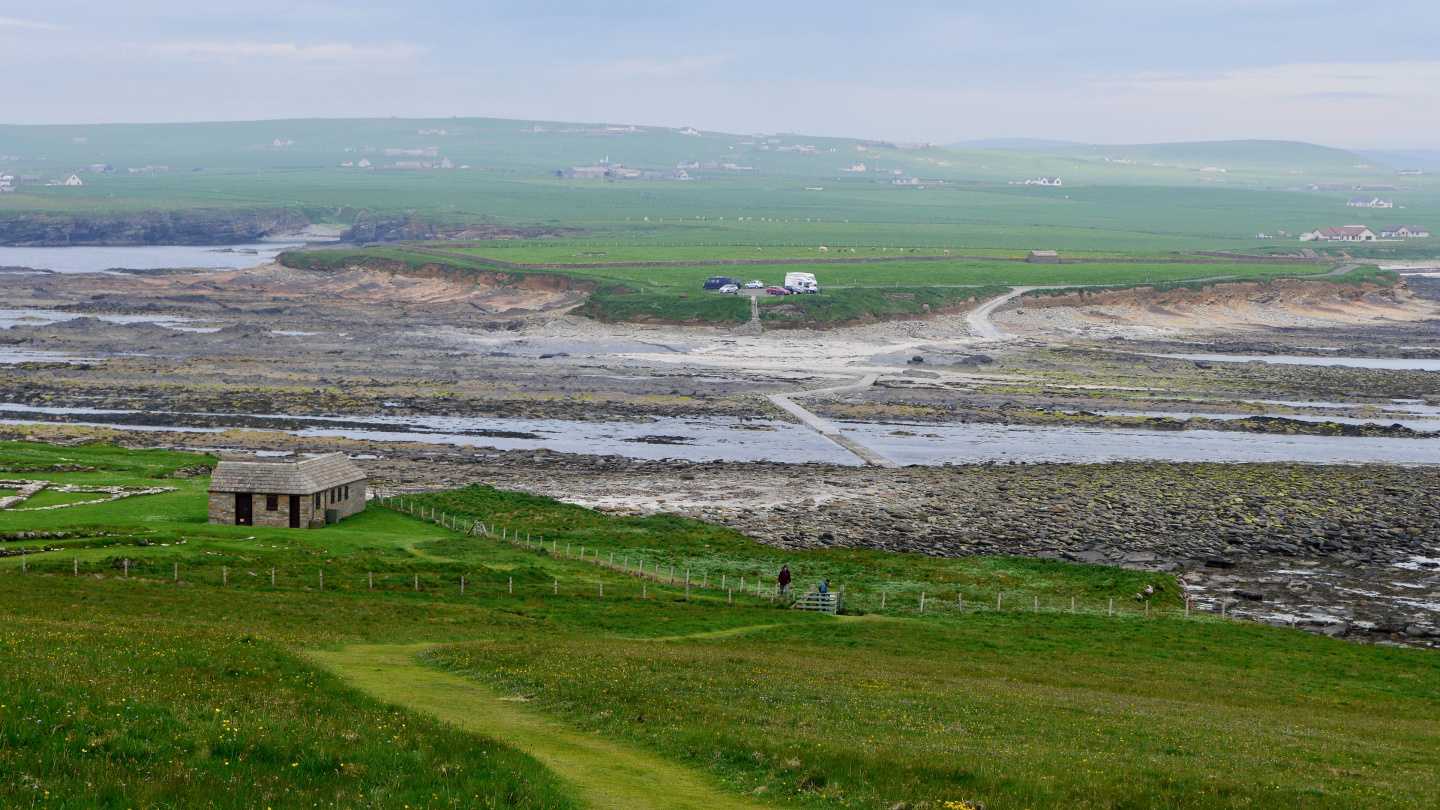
[309,643,777,810]
[965,285,1034,339]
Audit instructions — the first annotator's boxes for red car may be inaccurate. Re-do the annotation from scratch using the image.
[765,286,792,295]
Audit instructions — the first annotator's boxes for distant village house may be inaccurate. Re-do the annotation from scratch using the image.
[1347,197,1393,208]
[1381,225,1430,238]
[1300,226,1376,242]
[208,453,366,529]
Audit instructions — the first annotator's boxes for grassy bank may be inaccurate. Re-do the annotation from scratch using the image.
[1,442,1438,809]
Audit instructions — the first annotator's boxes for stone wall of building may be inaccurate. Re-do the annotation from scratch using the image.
[208,483,363,528]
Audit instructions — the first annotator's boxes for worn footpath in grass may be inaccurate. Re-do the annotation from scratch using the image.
[0,619,576,809]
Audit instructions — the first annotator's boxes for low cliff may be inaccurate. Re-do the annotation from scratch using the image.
[0,210,309,246]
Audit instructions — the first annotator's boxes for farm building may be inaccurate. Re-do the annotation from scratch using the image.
[58,173,83,186]
[891,176,921,185]
[1347,197,1393,208]
[1027,250,1061,264]
[1382,225,1430,238]
[208,453,366,529]
[1300,226,1376,242]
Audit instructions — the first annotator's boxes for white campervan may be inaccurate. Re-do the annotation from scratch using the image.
[783,272,818,294]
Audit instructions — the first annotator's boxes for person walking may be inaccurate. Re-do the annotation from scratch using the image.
[778,565,792,597]
[818,578,830,594]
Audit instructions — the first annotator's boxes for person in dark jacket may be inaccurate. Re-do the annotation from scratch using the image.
[818,578,830,594]
[777,565,792,597]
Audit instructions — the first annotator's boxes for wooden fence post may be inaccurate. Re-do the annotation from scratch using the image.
[1108,598,1113,617]
[1145,599,1149,617]
[1071,596,1075,613]
[508,577,512,594]
[880,591,886,610]
[1034,596,1038,614]
[369,572,373,589]
[600,582,604,598]
[461,576,466,595]
[319,570,323,590]
[919,591,925,613]
[74,558,78,577]
[554,579,558,595]
[414,574,419,591]
[728,588,732,605]
[997,592,1002,611]
[271,568,275,586]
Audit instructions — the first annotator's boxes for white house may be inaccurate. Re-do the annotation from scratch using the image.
[891,176,921,185]
[678,127,700,136]
[1300,226,1376,242]
[1381,225,1430,238]
[59,173,83,186]
[840,163,867,172]
[1036,176,1062,186]
[676,161,699,169]
[357,158,371,168]
[1347,197,1393,208]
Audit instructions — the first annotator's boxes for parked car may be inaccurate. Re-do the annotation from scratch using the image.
[718,283,740,294]
[765,286,791,295]
[702,276,742,290]
[743,280,764,289]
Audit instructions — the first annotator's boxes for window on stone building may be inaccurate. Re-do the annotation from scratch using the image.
[266,494,278,511]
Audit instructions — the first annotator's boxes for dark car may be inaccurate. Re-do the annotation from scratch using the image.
[702,276,742,290]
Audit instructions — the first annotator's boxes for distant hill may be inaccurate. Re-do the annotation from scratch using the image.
[1353,149,1440,173]
[949,138,1088,150]
[1030,139,1384,173]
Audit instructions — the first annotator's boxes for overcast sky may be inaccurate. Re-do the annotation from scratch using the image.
[3,1,1438,148]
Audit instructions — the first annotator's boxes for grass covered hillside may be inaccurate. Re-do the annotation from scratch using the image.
[1,441,1438,809]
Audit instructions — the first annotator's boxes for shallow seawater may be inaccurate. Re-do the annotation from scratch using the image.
[2,403,1438,466]
[0,348,104,365]
[0,309,217,331]
[1154,353,1440,372]
[0,244,300,274]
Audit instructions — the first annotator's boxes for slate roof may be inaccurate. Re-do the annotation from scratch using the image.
[209,453,365,494]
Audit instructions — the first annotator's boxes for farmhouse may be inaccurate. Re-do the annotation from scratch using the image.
[54,173,83,186]
[1347,197,1393,208]
[1300,226,1376,242]
[891,176,921,185]
[840,163,867,172]
[208,453,366,529]
[1027,250,1061,264]
[1011,177,1063,186]
[1382,225,1430,238]
[562,164,609,179]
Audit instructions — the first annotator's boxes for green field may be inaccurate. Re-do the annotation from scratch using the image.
[1,117,1436,257]
[1,441,1438,809]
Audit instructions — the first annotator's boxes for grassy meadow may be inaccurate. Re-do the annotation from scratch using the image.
[1,441,1438,809]
[1,117,1436,259]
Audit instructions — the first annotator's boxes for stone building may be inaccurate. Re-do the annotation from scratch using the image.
[208,453,366,529]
